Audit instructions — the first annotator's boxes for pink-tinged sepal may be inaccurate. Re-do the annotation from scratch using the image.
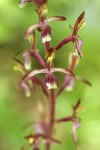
[65,76,74,92]
[72,11,85,36]
[22,51,32,70]
[19,0,27,8]
[22,69,48,80]
[72,120,80,142]
[20,80,34,97]
[25,24,41,39]
[68,52,79,71]
[71,12,85,57]
[51,68,75,78]
[47,16,66,23]
[56,76,74,97]
[19,0,34,8]
[73,37,83,58]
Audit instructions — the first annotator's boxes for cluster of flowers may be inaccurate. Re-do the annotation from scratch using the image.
[14,0,91,149]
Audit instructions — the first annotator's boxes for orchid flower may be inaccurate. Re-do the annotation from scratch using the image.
[13,57,48,97]
[25,16,66,44]
[56,52,91,96]
[55,11,85,58]
[16,0,91,149]
[55,100,85,141]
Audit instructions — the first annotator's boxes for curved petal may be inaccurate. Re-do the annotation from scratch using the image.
[25,23,41,38]
[73,11,85,36]
[22,69,48,80]
[47,16,66,23]
[51,68,75,78]
[76,76,92,86]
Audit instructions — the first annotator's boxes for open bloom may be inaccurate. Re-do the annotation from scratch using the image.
[71,11,85,57]
[25,16,66,44]
[23,66,75,90]
[13,57,48,97]
[55,100,85,141]
[56,52,91,96]
[54,11,85,58]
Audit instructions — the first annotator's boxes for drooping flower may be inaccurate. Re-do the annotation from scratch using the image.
[55,100,85,142]
[55,11,85,58]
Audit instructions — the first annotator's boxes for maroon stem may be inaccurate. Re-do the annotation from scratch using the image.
[39,9,55,150]
[44,42,51,51]
[46,89,55,150]
[54,35,75,50]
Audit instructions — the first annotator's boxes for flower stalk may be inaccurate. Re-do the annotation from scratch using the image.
[14,1,91,150]
[46,89,55,150]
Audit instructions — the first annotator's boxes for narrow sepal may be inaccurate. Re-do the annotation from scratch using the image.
[72,121,80,142]
[51,68,75,78]
[25,24,40,38]
[73,11,85,36]
[22,69,48,80]
[76,76,92,86]
[47,16,66,23]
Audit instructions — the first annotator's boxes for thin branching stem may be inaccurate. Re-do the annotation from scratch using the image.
[46,89,55,150]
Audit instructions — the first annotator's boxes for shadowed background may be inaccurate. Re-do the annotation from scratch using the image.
[0,0,100,150]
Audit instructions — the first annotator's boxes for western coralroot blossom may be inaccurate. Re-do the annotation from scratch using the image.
[14,0,91,150]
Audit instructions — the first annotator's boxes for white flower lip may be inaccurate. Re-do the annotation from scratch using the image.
[42,34,52,43]
[46,82,57,89]
[24,62,32,70]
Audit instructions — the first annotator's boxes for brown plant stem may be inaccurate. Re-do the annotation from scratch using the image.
[46,89,55,150]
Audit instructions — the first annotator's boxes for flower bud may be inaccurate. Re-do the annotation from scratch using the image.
[65,78,74,92]
[72,121,80,142]
[22,51,32,70]
[21,81,32,97]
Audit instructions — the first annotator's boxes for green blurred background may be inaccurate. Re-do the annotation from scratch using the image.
[0,0,100,150]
